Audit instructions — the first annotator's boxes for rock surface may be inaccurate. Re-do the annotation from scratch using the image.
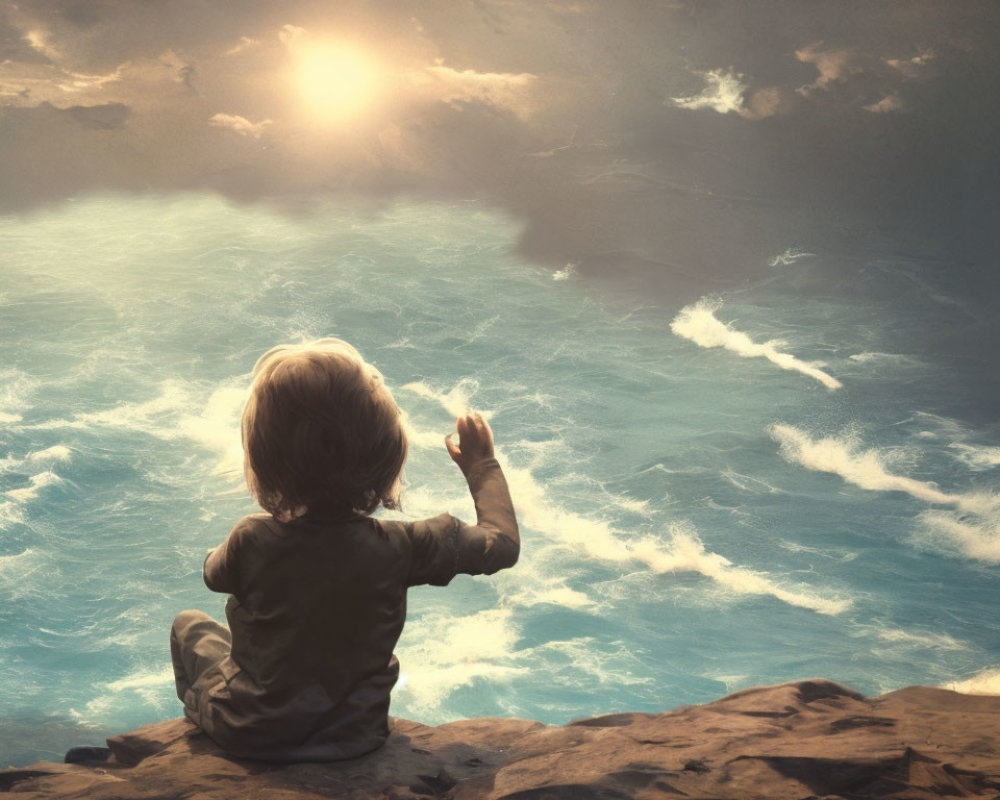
[3,680,1000,799]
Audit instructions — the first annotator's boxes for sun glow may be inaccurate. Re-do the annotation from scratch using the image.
[292,41,382,127]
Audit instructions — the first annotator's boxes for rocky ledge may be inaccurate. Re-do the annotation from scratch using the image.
[3,680,1000,799]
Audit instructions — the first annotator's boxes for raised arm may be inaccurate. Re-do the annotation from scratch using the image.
[445,412,520,574]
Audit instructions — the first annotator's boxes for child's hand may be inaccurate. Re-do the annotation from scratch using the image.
[445,412,495,474]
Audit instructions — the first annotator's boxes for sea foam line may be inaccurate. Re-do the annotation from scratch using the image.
[401,379,491,421]
[769,248,814,267]
[502,447,848,615]
[396,608,656,719]
[950,443,1000,471]
[943,667,1000,696]
[1,471,67,527]
[25,380,246,472]
[770,424,998,515]
[671,299,841,390]
[771,424,1000,563]
[917,511,1000,564]
[395,607,528,717]
[402,380,849,616]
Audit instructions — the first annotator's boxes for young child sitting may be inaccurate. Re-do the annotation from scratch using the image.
[170,339,519,761]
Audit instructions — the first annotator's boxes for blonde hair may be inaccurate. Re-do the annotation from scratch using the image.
[242,338,407,522]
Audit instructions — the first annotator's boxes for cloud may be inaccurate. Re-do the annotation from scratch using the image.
[864,93,903,113]
[795,43,868,94]
[885,51,934,79]
[225,36,260,56]
[671,69,747,115]
[672,70,791,120]
[0,0,997,306]
[421,64,538,116]
[208,112,272,138]
[24,28,61,60]
[278,24,306,47]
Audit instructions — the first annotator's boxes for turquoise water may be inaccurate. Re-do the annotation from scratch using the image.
[1,194,998,766]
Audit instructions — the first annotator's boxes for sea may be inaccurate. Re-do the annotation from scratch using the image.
[1,193,998,766]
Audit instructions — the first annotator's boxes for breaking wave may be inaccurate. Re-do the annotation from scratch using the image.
[671,299,842,390]
[771,424,1000,562]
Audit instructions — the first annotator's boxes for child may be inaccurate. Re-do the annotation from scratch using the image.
[170,339,519,762]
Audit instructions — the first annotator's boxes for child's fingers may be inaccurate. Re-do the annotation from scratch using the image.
[444,432,461,460]
[448,412,495,468]
[468,412,492,444]
[458,414,472,435]
[462,414,481,446]
[474,413,494,445]
[462,412,494,457]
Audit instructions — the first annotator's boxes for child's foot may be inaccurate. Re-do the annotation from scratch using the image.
[64,746,111,764]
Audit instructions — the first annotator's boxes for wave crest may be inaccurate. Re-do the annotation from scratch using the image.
[671,299,841,390]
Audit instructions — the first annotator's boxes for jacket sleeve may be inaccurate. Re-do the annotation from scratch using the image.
[203,518,249,595]
[407,458,520,587]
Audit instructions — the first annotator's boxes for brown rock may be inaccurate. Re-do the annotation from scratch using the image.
[4,679,1000,799]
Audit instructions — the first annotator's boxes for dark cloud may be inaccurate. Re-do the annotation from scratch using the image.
[1,0,998,305]
[67,100,129,129]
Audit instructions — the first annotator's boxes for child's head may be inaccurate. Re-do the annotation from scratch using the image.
[241,338,407,521]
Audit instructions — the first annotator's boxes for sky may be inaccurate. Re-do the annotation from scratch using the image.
[1,1,998,305]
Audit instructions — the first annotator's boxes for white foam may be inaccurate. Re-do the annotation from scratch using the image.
[875,628,967,651]
[632,523,850,615]
[0,369,39,421]
[943,668,1000,695]
[671,299,842,390]
[0,445,71,475]
[772,424,1000,562]
[5,471,64,503]
[917,511,1000,564]
[69,667,177,724]
[105,667,174,694]
[25,445,72,465]
[30,380,190,433]
[777,540,857,562]
[609,494,651,514]
[176,385,247,472]
[516,584,595,609]
[721,469,782,494]
[0,549,46,599]
[768,248,815,267]
[909,411,967,438]
[896,414,1000,471]
[502,456,848,615]
[395,607,528,717]
[397,602,657,718]
[501,555,597,611]
[848,352,917,365]
[522,638,654,687]
[704,673,749,693]
[27,380,247,471]
[770,424,1000,515]
[401,379,489,420]
[401,414,449,451]
[950,443,1000,471]
[553,262,577,281]
[0,547,35,574]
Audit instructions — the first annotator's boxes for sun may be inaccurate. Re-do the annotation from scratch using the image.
[292,41,382,127]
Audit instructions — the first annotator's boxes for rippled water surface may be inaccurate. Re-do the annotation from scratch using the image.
[2,195,998,765]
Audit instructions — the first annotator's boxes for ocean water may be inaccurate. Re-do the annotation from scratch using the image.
[1,194,998,766]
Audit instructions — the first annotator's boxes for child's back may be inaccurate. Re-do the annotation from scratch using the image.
[170,340,518,761]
